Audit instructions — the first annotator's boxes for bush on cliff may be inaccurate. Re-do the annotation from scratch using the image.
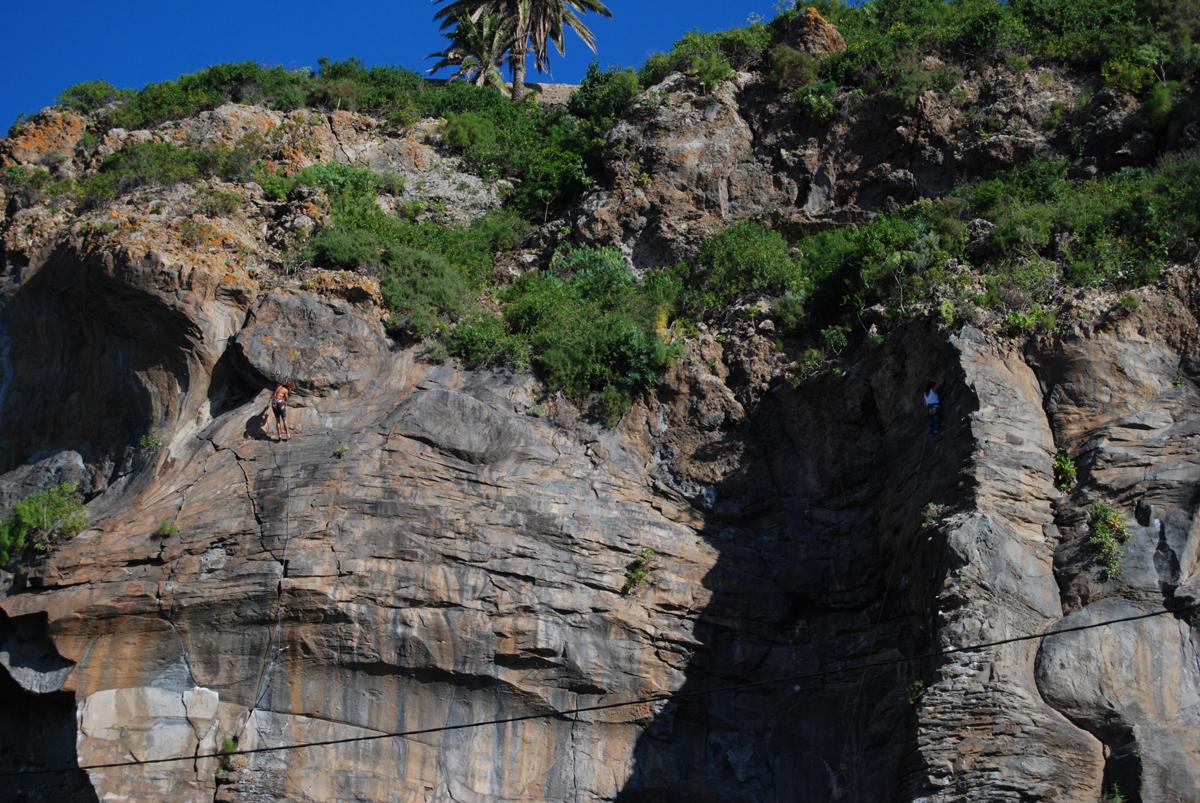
[0,483,88,564]
[283,163,527,337]
[685,221,803,313]
[457,245,679,424]
[568,63,640,140]
[789,153,1200,327]
[77,141,260,208]
[56,80,133,112]
[1088,501,1130,577]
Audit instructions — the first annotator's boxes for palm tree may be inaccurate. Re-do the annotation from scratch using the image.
[434,0,613,101]
[428,11,515,92]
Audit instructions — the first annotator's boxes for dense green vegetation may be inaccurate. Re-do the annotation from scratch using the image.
[445,246,678,423]
[638,0,1200,116]
[11,0,1200,422]
[44,60,605,220]
[275,163,528,337]
[494,246,679,423]
[79,141,260,208]
[766,154,1200,337]
[0,483,88,564]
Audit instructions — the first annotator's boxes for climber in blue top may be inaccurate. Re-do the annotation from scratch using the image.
[925,382,941,437]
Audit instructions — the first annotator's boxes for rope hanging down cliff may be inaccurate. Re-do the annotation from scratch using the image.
[2,600,1195,779]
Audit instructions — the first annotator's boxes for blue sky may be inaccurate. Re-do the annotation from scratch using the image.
[3,0,782,132]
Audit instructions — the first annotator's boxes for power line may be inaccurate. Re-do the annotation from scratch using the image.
[3,600,1195,780]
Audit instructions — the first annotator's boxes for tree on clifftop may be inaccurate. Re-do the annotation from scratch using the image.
[428,11,516,92]
[434,0,613,101]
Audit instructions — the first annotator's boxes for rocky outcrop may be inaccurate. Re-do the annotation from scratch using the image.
[782,7,847,56]
[573,72,788,268]
[573,57,1150,267]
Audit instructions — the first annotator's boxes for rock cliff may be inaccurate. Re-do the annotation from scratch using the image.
[2,19,1200,803]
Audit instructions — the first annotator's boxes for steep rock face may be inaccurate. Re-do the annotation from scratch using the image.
[1,83,1199,803]
[2,202,1199,800]
[1032,286,1200,801]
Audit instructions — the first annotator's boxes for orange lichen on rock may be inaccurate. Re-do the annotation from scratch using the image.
[0,111,87,168]
[308,269,383,307]
[787,6,848,56]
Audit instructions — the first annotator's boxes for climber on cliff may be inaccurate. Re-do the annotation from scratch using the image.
[271,380,294,442]
[924,381,941,437]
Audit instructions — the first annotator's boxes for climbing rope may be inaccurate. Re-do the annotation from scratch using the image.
[243,430,295,731]
[2,601,1195,779]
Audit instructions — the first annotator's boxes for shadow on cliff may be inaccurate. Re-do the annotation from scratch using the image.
[0,243,197,476]
[0,610,98,802]
[617,321,978,802]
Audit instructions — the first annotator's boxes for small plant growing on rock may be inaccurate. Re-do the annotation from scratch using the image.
[1118,293,1141,313]
[215,735,239,781]
[138,433,164,451]
[1100,785,1126,803]
[197,188,243,217]
[154,519,179,538]
[938,299,956,327]
[622,547,655,594]
[690,51,734,94]
[1053,451,1077,492]
[1088,502,1130,577]
[921,502,947,530]
[333,443,351,459]
[791,347,829,384]
[905,680,926,706]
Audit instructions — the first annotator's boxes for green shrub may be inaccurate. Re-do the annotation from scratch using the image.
[1088,501,1130,576]
[105,62,310,129]
[820,324,849,356]
[621,547,656,594]
[1142,81,1175,132]
[774,289,809,332]
[380,247,470,338]
[1054,451,1077,491]
[34,58,600,223]
[922,502,948,530]
[57,80,132,112]
[500,246,678,424]
[794,82,838,121]
[447,310,529,368]
[687,221,800,312]
[690,51,734,94]
[0,165,73,205]
[769,44,821,92]
[139,433,165,451]
[290,153,528,336]
[793,346,829,382]
[0,483,88,564]
[154,519,180,538]
[569,63,640,138]
[1100,784,1126,803]
[439,103,594,220]
[640,26,773,88]
[77,141,262,208]
[196,188,244,216]
[938,299,956,326]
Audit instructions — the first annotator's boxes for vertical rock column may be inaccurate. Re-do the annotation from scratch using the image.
[909,328,1103,801]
